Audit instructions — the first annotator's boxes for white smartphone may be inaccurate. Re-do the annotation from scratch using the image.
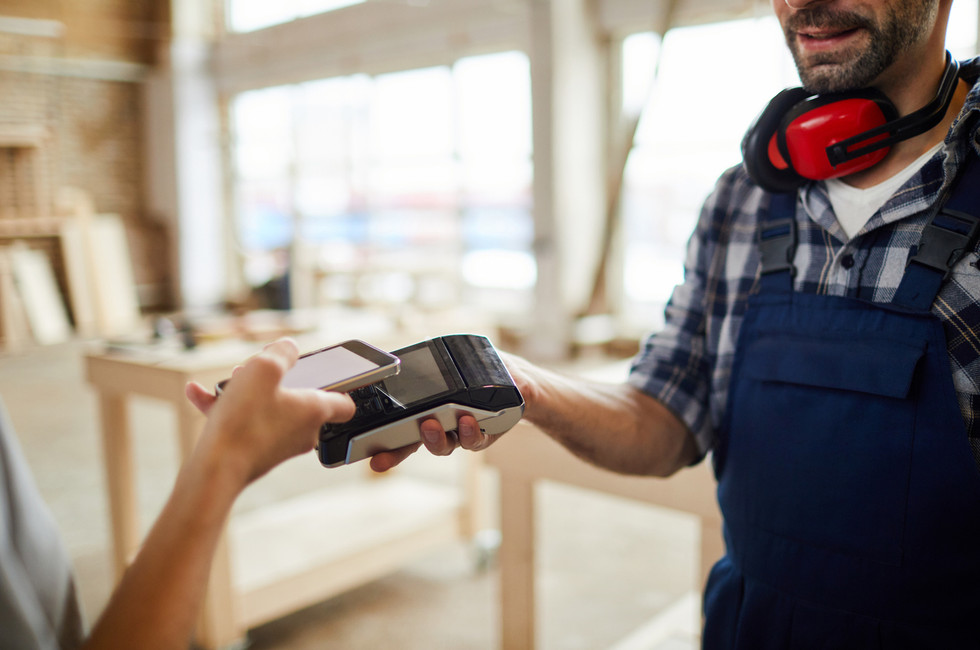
[215,339,400,395]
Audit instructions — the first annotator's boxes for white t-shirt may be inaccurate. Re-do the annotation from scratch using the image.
[826,142,944,239]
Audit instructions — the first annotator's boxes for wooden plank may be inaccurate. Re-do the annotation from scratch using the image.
[485,421,724,649]
[498,473,536,650]
[197,532,244,650]
[84,354,193,401]
[0,124,48,148]
[485,423,720,520]
[237,518,461,627]
[699,517,725,592]
[0,247,32,350]
[0,218,63,237]
[57,220,97,336]
[608,592,700,650]
[84,343,254,401]
[84,215,142,337]
[8,244,71,344]
[228,477,464,627]
[95,391,140,580]
[459,451,489,538]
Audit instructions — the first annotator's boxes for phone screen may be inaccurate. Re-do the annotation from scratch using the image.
[215,340,398,395]
[282,345,386,390]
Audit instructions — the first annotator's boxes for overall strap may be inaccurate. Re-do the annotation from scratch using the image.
[758,192,798,294]
[893,152,980,310]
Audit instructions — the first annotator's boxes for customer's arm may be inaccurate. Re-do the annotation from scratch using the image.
[82,339,355,650]
[370,351,698,478]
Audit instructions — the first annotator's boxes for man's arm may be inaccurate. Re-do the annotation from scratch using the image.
[82,339,355,650]
[370,352,698,478]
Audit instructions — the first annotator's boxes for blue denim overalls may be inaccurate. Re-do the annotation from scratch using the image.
[702,156,980,648]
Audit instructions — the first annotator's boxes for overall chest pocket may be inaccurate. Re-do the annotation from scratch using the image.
[721,334,926,566]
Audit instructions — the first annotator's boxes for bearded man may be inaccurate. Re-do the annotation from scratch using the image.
[389,1,980,646]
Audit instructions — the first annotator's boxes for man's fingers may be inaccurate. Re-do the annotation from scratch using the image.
[458,416,493,451]
[369,442,423,473]
[367,414,491,472]
[420,419,458,456]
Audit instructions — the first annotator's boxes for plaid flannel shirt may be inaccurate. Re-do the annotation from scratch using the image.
[629,59,980,460]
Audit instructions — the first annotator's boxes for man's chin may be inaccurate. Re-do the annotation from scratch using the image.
[796,54,877,94]
[800,68,852,94]
[791,36,875,93]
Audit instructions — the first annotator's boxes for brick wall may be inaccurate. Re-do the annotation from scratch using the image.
[0,0,175,311]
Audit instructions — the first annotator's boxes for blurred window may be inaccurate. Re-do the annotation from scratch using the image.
[229,51,533,312]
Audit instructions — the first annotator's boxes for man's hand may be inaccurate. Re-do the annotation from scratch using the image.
[369,351,533,472]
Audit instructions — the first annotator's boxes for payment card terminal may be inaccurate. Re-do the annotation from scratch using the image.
[317,334,524,467]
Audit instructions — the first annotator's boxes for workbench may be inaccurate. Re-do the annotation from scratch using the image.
[484,421,723,649]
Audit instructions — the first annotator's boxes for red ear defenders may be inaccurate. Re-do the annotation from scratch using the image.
[742,52,960,193]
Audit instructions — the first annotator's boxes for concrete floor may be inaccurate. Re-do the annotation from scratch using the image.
[1,339,702,649]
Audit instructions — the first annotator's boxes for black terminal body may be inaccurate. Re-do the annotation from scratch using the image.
[317,334,524,467]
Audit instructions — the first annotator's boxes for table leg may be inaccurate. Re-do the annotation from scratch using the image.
[459,452,487,539]
[498,473,535,650]
[698,518,725,592]
[195,531,242,649]
[97,392,140,581]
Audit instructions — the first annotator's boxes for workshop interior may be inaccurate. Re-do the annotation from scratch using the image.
[2,1,979,648]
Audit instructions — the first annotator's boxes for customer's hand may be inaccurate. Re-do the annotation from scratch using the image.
[185,338,355,487]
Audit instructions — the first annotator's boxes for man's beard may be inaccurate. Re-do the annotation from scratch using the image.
[785,2,938,94]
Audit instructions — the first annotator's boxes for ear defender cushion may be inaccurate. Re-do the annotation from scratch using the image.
[742,87,812,193]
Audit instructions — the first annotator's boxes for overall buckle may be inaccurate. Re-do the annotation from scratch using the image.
[906,209,980,281]
[759,218,797,276]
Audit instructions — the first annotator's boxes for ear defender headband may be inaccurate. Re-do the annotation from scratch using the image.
[742,52,960,193]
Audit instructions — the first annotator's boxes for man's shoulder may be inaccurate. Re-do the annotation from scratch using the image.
[704,163,778,225]
[959,56,980,116]
[959,56,980,84]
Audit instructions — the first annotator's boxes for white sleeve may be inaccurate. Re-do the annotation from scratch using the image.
[0,398,85,650]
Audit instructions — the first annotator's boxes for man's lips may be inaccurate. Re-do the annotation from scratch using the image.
[794,26,862,52]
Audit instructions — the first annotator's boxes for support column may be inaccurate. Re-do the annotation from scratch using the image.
[526,0,608,360]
